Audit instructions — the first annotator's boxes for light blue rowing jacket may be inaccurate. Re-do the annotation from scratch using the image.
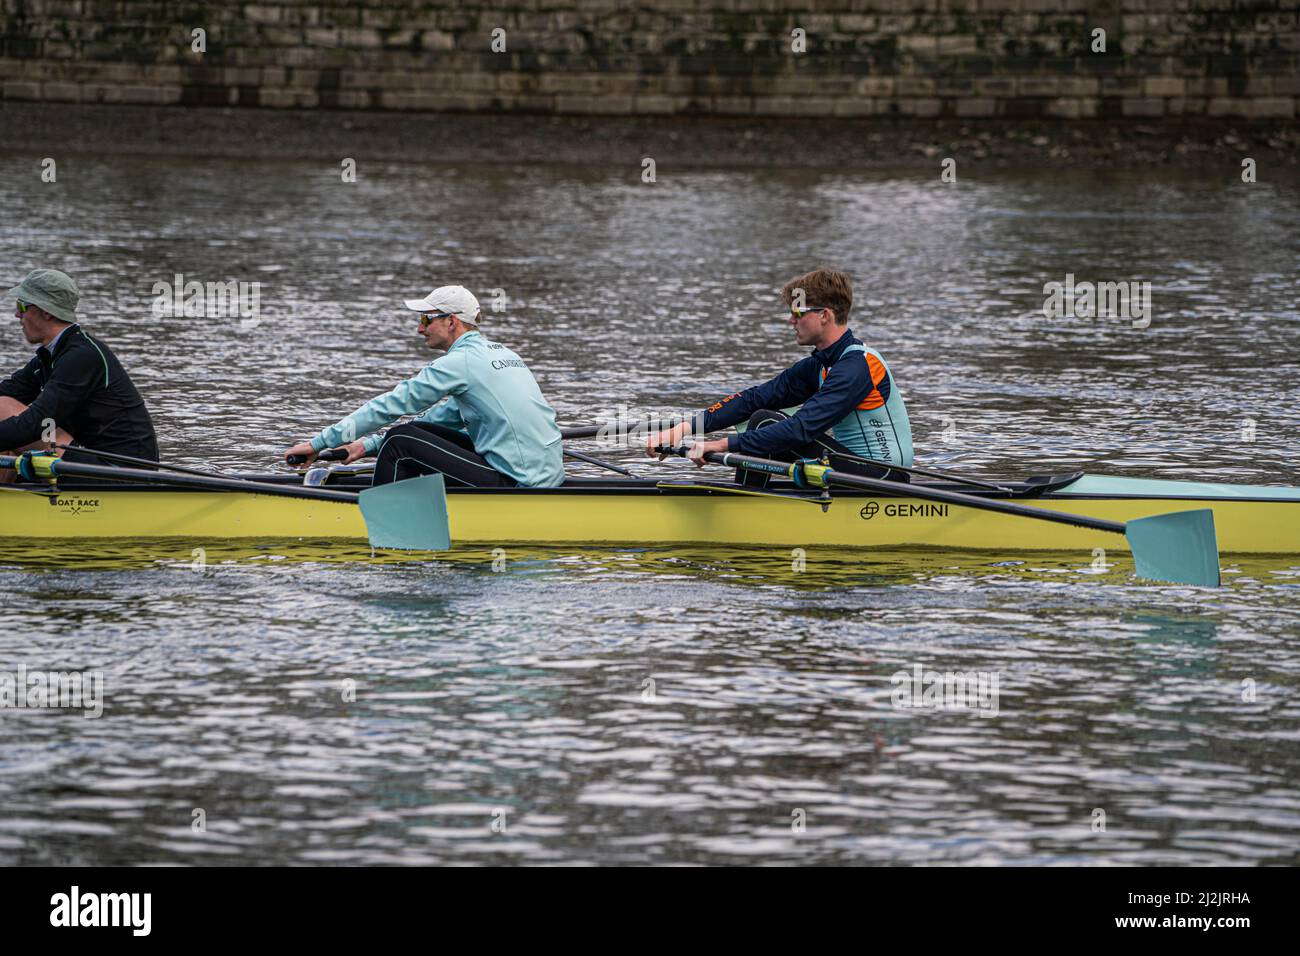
[310,331,565,488]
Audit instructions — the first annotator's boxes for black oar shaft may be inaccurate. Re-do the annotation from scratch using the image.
[817,448,1013,493]
[50,443,231,481]
[563,419,1010,494]
[6,456,359,504]
[695,449,1128,537]
[560,418,684,441]
[563,448,635,476]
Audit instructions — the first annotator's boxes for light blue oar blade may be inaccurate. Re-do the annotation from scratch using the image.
[358,474,451,551]
[1124,508,1220,587]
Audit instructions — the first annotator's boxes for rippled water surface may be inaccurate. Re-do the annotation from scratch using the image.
[1,155,1298,864]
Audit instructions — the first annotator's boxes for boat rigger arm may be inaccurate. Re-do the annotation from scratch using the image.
[311,353,469,455]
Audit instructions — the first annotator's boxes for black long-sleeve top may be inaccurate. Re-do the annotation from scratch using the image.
[0,324,158,461]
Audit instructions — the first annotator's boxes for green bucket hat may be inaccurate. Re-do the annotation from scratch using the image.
[8,268,79,323]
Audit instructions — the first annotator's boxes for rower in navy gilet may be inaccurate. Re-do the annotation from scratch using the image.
[648,266,913,484]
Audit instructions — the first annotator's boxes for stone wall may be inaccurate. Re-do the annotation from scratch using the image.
[0,1,1295,120]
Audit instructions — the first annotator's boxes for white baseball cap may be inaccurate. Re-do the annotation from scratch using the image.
[403,285,481,322]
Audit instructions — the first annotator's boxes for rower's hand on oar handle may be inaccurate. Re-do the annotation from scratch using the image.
[646,422,693,460]
[652,439,728,467]
[287,445,356,466]
[335,440,366,465]
[284,441,319,466]
[687,438,730,467]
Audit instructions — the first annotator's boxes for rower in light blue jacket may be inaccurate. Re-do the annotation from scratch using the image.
[284,285,564,489]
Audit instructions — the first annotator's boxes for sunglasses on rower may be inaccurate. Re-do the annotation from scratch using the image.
[419,311,455,328]
[15,300,33,315]
[790,305,828,319]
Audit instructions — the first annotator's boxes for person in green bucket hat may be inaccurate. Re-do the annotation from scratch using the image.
[1,268,157,479]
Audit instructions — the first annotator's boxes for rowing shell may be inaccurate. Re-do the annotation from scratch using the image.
[1,472,1296,554]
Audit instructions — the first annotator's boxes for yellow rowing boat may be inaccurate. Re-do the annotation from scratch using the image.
[2,471,1296,554]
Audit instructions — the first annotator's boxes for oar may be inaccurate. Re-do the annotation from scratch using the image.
[656,445,1221,587]
[356,473,449,550]
[4,452,358,503]
[280,451,450,549]
[562,418,1011,493]
[50,442,236,480]
[293,439,636,477]
[1,453,451,552]
[803,447,1016,493]
[287,449,348,466]
[564,447,635,476]
[560,418,684,441]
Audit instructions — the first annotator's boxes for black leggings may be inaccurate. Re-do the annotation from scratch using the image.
[372,422,518,488]
[738,409,910,485]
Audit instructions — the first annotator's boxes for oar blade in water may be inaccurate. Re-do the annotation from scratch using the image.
[358,474,451,551]
[1124,508,1220,587]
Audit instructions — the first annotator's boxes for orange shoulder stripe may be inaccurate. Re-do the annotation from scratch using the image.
[821,352,888,411]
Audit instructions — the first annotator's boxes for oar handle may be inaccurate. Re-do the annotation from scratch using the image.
[287,449,348,465]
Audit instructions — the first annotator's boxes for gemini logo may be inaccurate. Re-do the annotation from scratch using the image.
[859,502,948,520]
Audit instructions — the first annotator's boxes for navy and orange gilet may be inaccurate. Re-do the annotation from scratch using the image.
[693,327,913,466]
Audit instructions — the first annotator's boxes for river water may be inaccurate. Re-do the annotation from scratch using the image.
[0,155,1297,864]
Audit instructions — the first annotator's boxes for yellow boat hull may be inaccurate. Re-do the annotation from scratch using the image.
[1,484,1297,554]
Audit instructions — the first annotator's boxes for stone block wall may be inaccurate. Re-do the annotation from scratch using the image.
[0,0,1295,120]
